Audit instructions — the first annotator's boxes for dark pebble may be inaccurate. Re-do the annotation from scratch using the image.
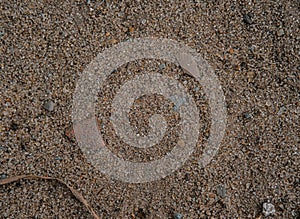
[243,14,253,25]
[10,122,19,131]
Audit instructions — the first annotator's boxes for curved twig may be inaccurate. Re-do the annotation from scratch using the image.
[0,175,100,219]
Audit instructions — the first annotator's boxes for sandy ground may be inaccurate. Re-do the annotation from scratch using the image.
[0,0,299,218]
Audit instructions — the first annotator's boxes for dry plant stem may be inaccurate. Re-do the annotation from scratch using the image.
[0,175,100,219]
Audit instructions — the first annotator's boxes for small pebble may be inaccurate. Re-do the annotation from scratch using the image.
[128,26,134,33]
[177,139,185,147]
[0,174,7,179]
[243,112,252,119]
[243,14,252,25]
[141,19,147,25]
[55,156,62,161]
[159,63,166,70]
[43,100,55,112]
[262,202,276,216]
[174,213,182,219]
[216,184,226,197]
[246,183,251,189]
[247,71,255,82]
[278,106,286,115]
[10,122,18,131]
[266,100,272,107]
[277,29,284,37]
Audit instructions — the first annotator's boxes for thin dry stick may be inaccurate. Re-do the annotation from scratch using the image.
[0,175,100,219]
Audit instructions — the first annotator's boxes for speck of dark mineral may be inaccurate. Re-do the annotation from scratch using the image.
[243,14,253,25]
[10,122,18,131]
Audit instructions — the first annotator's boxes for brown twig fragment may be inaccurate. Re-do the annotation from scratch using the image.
[0,175,100,219]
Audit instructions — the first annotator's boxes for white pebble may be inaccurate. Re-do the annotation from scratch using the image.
[263,202,275,217]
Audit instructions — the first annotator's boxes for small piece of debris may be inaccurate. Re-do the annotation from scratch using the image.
[278,106,286,115]
[208,193,216,199]
[10,122,18,131]
[0,175,101,219]
[243,14,253,25]
[0,146,5,150]
[277,29,284,37]
[243,112,252,119]
[174,213,183,219]
[0,174,7,179]
[177,139,185,147]
[129,26,134,33]
[141,19,147,25]
[265,100,272,107]
[247,71,255,82]
[43,100,55,112]
[262,202,276,217]
[246,182,251,189]
[159,63,166,70]
[216,184,226,197]
[55,156,62,161]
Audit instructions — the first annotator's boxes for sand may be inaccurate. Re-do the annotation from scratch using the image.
[0,0,299,218]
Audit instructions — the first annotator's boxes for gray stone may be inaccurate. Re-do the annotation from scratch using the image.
[174,213,182,219]
[243,113,252,119]
[0,174,7,179]
[278,106,286,115]
[44,100,55,112]
[277,29,284,37]
[159,63,166,70]
[263,202,275,216]
[217,184,226,197]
